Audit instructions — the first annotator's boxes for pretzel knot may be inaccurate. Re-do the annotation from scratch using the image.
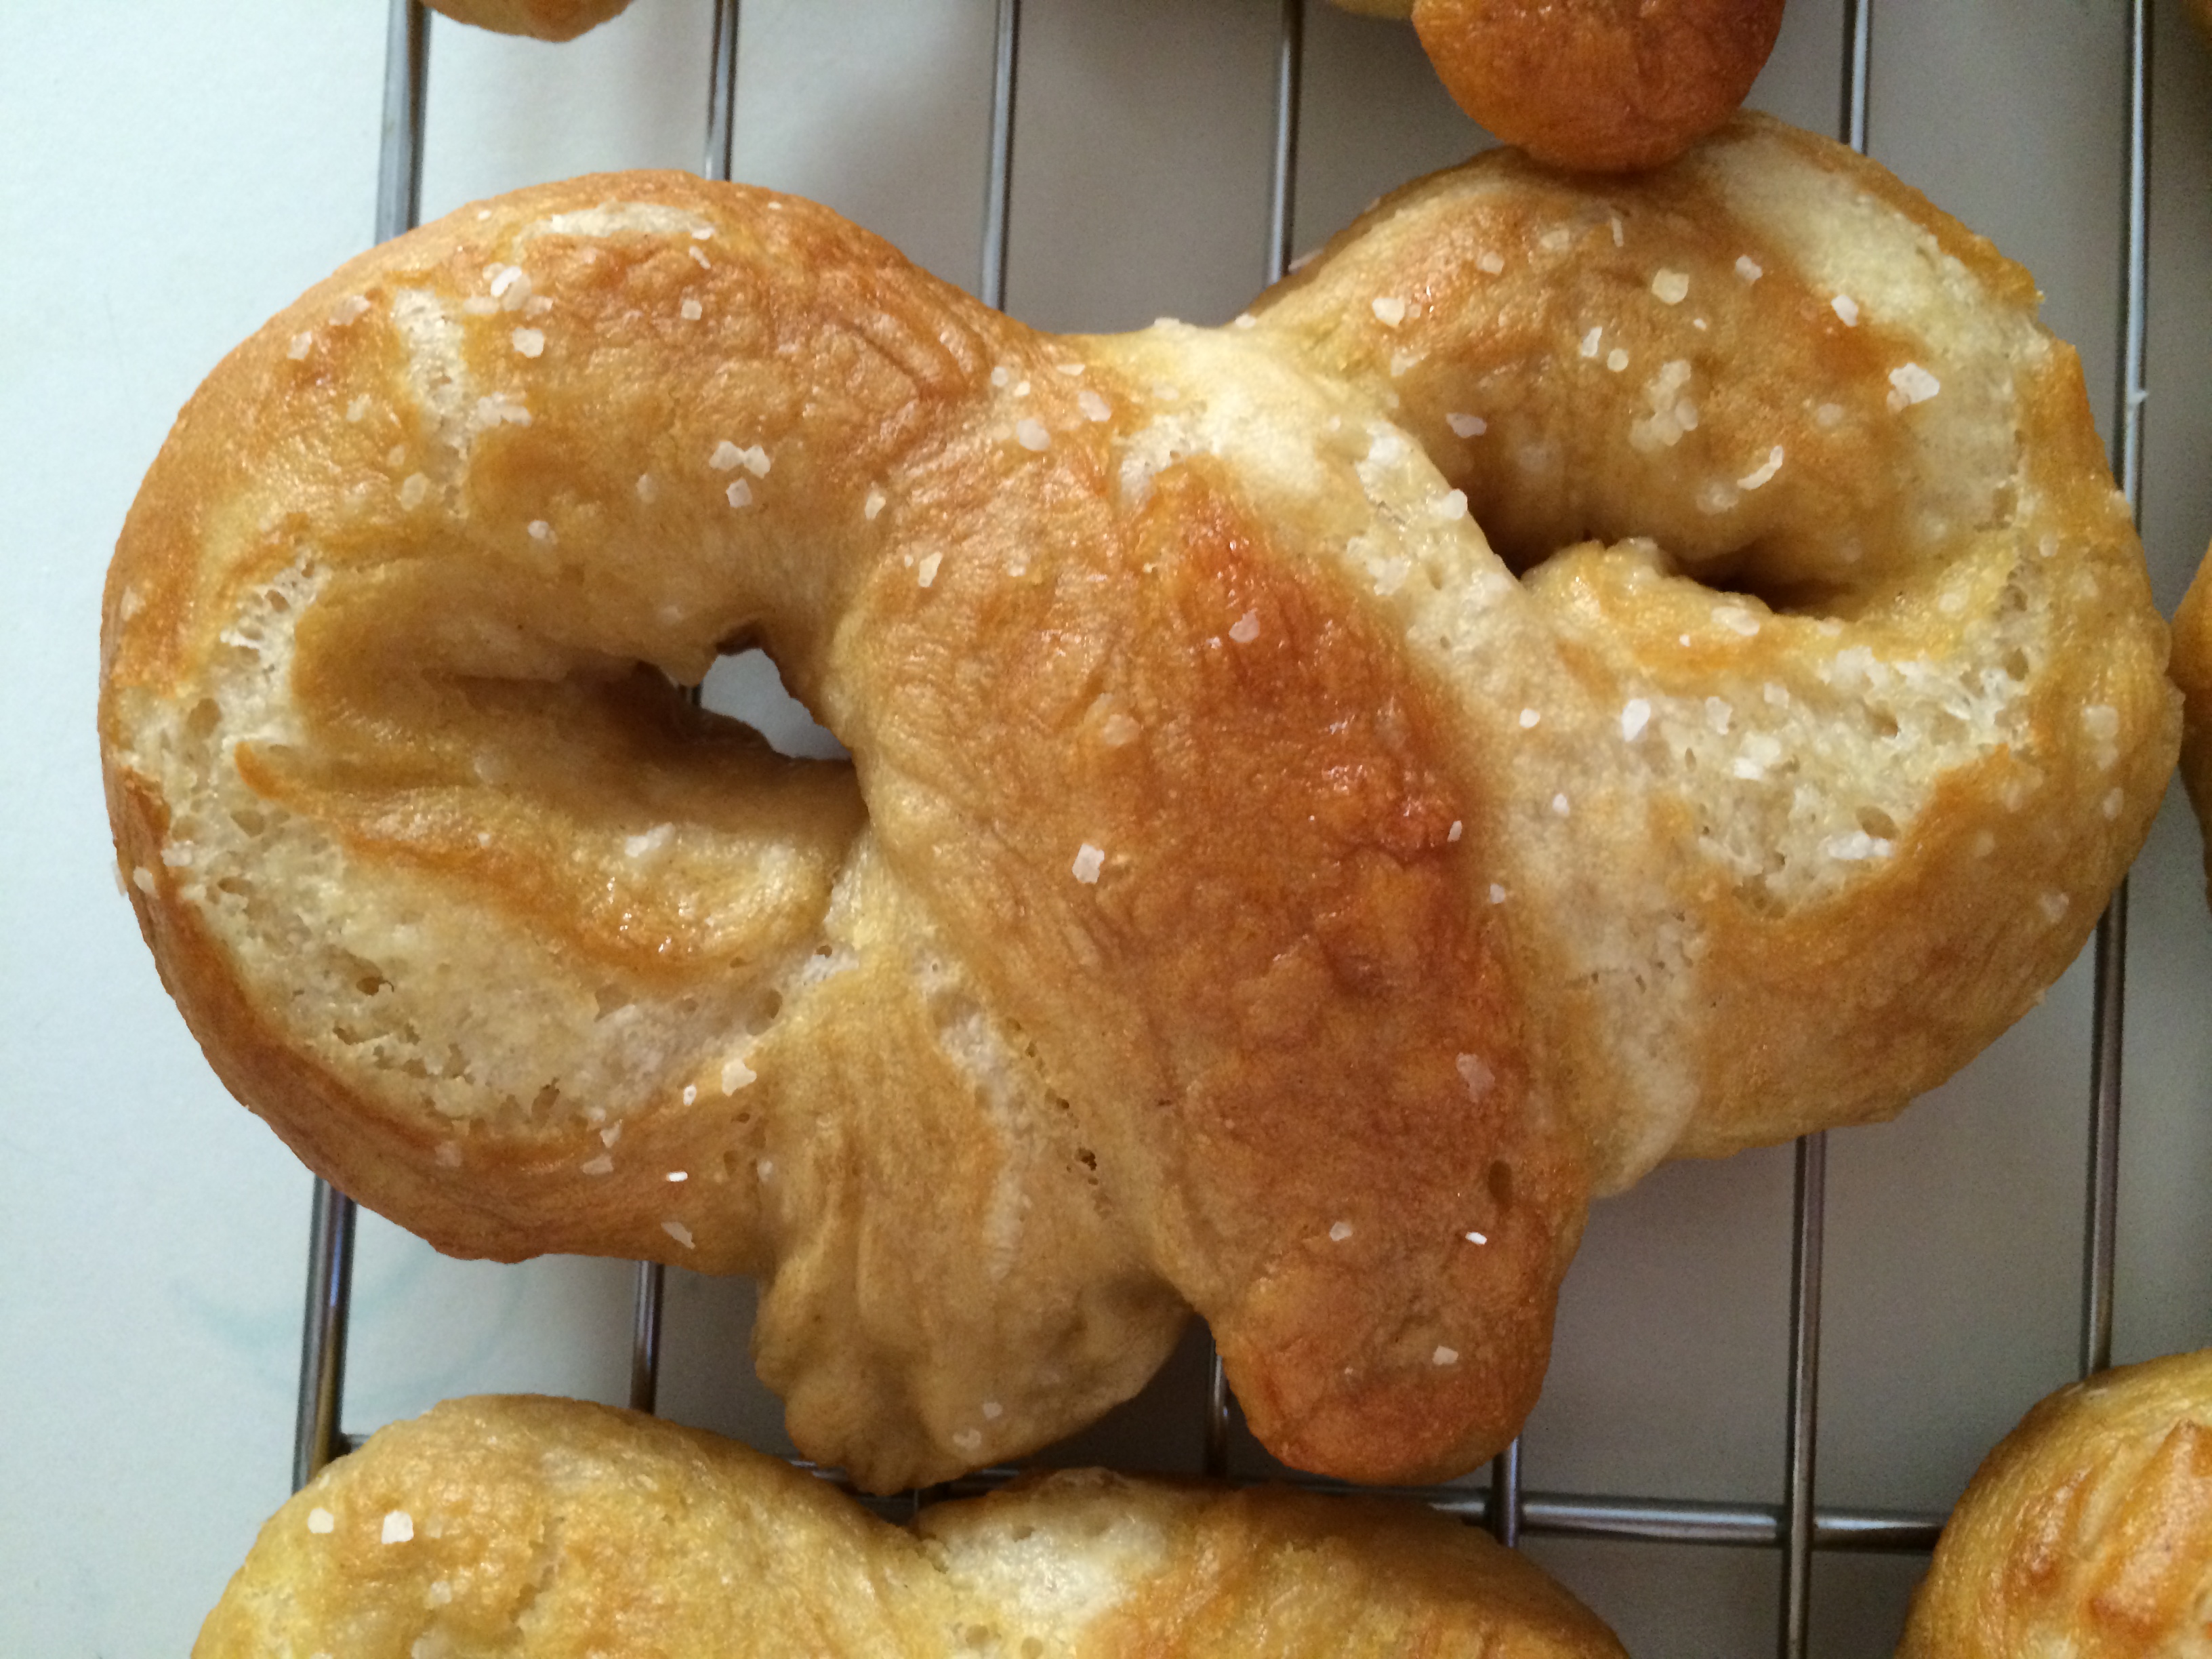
[102,115,2173,1492]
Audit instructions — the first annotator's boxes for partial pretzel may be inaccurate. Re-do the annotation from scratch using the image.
[2172,543,2212,904]
[102,115,2173,1492]
[197,1395,1630,1658]
[423,0,634,41]
[1332,0,1787,171]
[1900,1350,2212,1659]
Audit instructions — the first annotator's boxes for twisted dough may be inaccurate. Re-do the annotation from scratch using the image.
[1900,1351,2212,1659]
[102,114,2173,1492]
[197,1395,1628,1658]
[1332,0,1787,171]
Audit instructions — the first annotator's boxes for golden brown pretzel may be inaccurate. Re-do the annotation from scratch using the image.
[2173,544,2212,905]
[1332,0,1787,171]
[196,1395,1630,1659]
[1899,1350,2212,1659]
[101,115,2174,1492]
[423,0,634,42]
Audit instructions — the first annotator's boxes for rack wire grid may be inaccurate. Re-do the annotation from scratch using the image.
[278,3,2211,1656]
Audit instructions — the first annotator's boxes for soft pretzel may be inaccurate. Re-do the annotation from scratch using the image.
[196,1395,1629,1659]
[101,114,2173,1492]
[2173,545,2212,904]
[1331,0,1787,171]
[1899,1350,2212,1659]
[423,0,635,42]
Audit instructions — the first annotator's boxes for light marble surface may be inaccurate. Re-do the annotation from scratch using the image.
[4,2,2208,1654]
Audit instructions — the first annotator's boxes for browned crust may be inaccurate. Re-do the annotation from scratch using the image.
[2173,544,2212,907]
[422,0,634,41]
[1411,0,1786,171]
[196,1395,1631,1659]
[1900,1351,2212,1659]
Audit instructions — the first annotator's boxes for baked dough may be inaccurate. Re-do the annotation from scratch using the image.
[1899,1349,2212,1659]
[2171,544,2212,904]
[102,115,2175,1491]
[424,0,635,41]
[194,1395,1630,1659]
[1327,0,1786,171]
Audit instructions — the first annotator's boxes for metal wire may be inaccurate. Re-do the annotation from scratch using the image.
[703,0,741,185]
[2083,0,2151,1386]
[978,0,1021,310]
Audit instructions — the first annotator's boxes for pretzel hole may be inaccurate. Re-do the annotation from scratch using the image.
[699,647,847,762]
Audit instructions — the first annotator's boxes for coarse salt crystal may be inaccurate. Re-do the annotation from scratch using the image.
[1736,255,1763,282]
[307,1508,335,1534]
[528,520,555,543]
[132,866,156,895]
[864,487,886,520]
[983,1401,1004,1420]
[399,474,430,509]
[1372,295,1408,326]
[346,395,371,422]
[991,366,1012,388]
[1887,363,1940,410]
[1329,1221,1354,1242]
[1101,712,1141,747]
[682,1084,697,1105]
[1621,698,1652,741]
[1015,417,1050,451]
[1652,269,1690,304]
[1465,1231,1488,1245]
[1448,820,1463,842]
[1551,793,1570,817]
[329,295,371,325]
[1072,843,1105,884]
[581,1155,613,1176]
[916,551,943,588]
[680,296,703,321]
[1057,361,1086,375]
[1706,696,1732,733]
[386,444,407,468]
[1738,445,1784,491]
[1229,610,1260,644]
[1540,227,1572,252]
[1579,325,1603,359]
[954,1429,983,1452]
[382,1511,414,1545]
[1607,347,1629,373]
[710,441,743,470]
[758,1159,775,1179]
[689,245,711,269]
[1446,411,1486,438]
[1518,708,1540,729]
[1715,605,1761,636]
[722,1057,756,1092]
[1488,884,1507,904]
[1456,1053,1494,1100]
[636,474,659,503]
[2084,704,2120,741]
[2103,788,2125,820]
[1831,294,1860,327]
[511,327,544,357]
[489,265,523,297]
[1078,390,1111,422]
[1477,251,1504,274]
[1433,1345,1460,1366]
[602,1124,621,1147]
[2040,892,2070,923]
[726,480,752,508]
[667,1170,688,1183]
[662,1220,695,1248]
[287,332,313,360]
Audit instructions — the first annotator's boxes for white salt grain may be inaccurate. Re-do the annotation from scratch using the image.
[916,551,942,587]
[1448,821,1463,842]
[581,1155,614,1176]
[1433,1346,1460,1366]
[667,1170,688,1183]
[680,297,703,321]
[511,327,544,358]
[1072,843,1105,884]
[1551,793,1570,817]
[1229,610,1261,644]
[1887,363,1940,410]
[1329,1221,1354,1243]
[1456,1054,1494,1100]
[307,1508,335,1534]
[399,474,430,510]
[1371,295,1408,326]
[382,1511,414,1545]
[726,480,753,508]
[864,487,886,521]
[1832,294,1860,327]
[1735,255,1763,282]
[287,332,313,360]
[682,1084,697,1105]
[1488,884,1508,905]
[1738,445,1785,491]
[1477,251,1504,274]
[711,441,743,470]
[1621,698,1652,741]
[722,1057,756,1092]
[1446,412,1487,438]
[1652,269,1690,304]
[1519,708,1541,729]
[528,520,555,544]
[1465,1231,1488,1245]
[662,1221,695,1248]
[1015,417,1050,451]
[1078,390,1111,422]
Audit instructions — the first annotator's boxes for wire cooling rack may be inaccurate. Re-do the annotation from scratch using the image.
[287,5,2158,1656]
